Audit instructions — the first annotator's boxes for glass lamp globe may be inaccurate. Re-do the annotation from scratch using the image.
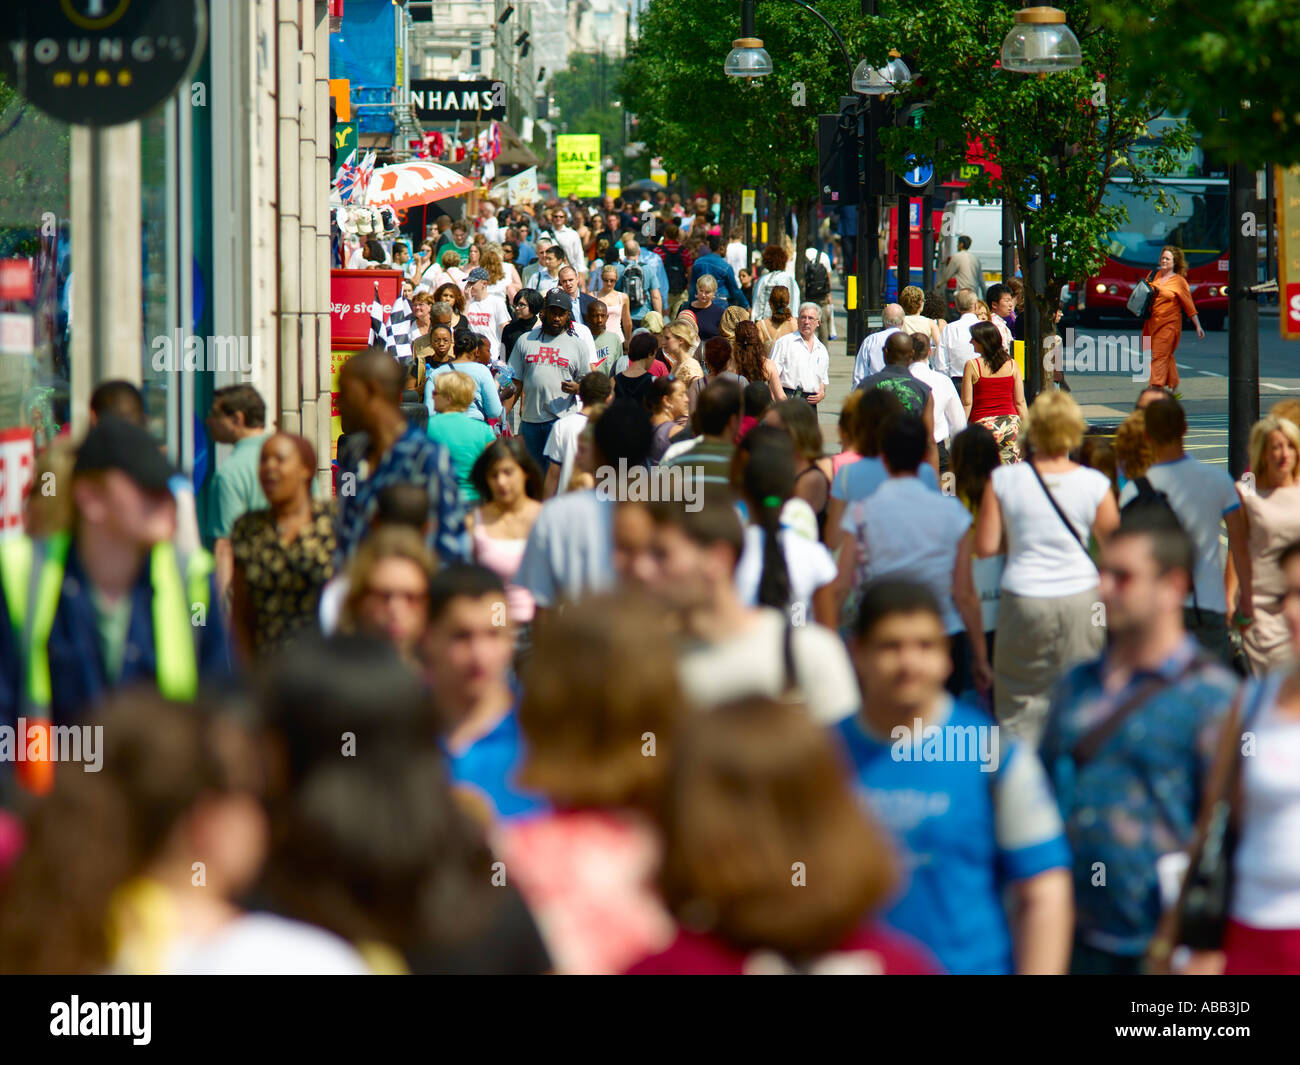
[1000,7,1082,73]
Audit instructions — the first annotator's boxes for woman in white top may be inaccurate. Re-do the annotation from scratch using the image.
[749,244,800,325]
[596,264,633,346]
[974,390,1120,742]
[480,245,520,303]
[733,426,839,628]
[899,284,944,352]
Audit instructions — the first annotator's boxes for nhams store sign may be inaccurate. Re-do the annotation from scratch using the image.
[409,79,506,121]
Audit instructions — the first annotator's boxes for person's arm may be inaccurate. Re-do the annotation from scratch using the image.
[543,460,562,499]
[480,367,504,421]
[1091,487,1120,542]
[229,562,256,665]
[1013,364,1029,420]
[1178,277,1204,339]
[923,394,939,478]
[944,384,968,438]
[824,494,847,552]
[810,351,828,406]
[1009,868,1074,975]
[1226,505,1253,625]
[1226,487,1247,614]
[766,355,787,402]
[953,535,992,693]
[812,581,837,629]
[620,295,633,341]
[961,361,975,417]
[974,478,1003,558]
[214,537,234,602]
[833,530,858,616]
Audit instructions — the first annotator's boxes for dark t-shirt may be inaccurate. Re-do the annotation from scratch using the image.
[858,364,931,417]
[404,883,552,975]
[614,371,655,408]
[680,301,726,342]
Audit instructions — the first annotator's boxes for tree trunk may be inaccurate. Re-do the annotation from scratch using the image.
[793,195,816,287]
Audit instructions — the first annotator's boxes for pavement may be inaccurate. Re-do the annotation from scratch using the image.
[817,288,1299,474]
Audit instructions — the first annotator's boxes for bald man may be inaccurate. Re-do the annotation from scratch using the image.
[853,302,905,388]
[334,347,468,565]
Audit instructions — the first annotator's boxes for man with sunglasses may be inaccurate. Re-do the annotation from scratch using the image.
[1039,509,1239,976]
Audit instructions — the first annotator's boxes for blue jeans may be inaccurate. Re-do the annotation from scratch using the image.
[521,419,554,475]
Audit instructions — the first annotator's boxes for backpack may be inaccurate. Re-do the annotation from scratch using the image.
[1121,475,1202,618]
[662,247,687,291]
[804,257,830,300]
[621,261,647,308]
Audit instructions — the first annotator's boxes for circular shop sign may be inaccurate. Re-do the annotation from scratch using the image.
[0,0,207,127]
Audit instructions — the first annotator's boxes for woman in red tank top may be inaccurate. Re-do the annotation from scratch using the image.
[962,321,1028,464]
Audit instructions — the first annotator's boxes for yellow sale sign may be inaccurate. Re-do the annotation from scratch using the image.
[557,134,601,198]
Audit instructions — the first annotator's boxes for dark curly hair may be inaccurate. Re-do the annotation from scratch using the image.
[731,320,768,384]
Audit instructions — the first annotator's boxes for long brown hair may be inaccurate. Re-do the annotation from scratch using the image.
[1161,244,1188,276]
[731,320,768,383]
[969,321,1009,373]
[767,284,792,324]
[657,697,898,959]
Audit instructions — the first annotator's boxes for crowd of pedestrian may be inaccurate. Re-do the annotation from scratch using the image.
[1,192,1297,977]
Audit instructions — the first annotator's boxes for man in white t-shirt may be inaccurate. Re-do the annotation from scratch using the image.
[937,288,980,388]
[725,227,748,279]
[462,268,511,361]
[623,496,860,726]
[1116,396,1251,665]
[543,371,612,498]
[908,332,966,466]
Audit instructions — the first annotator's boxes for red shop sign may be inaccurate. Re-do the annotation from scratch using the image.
[329,269,404,350]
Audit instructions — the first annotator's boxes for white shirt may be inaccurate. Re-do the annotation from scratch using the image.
[678,608,860,726]
[551,225,586,280]
[544,408,589,494]
[463,295,511,360]
[771,331,829,395]
[992,313,1014,353]
[735,525,837,622]
[909,362,967,444]
[841,476,973,634]
[852,326,900,389]
[535,269,561,296]
[725,241,748,278]
[1117,455,1241,614]
[937,312,979,378]
[164,914,370,975]
[994,463,1112,598]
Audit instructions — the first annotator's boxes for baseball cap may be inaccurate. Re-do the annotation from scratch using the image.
[544,288,572,310]
[74,415,176,494]
[466,267,489,283]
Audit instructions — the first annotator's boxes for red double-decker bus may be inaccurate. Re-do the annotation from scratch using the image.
[1064,128,1230,330]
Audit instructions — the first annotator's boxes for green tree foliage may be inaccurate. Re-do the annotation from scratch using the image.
[547,51,634,179]
[1093,0,1300,169]
[621,0,869,210]
[870,0,1193,324]
[0,77,71,257]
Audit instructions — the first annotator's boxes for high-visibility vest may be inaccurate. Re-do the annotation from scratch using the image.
[0,532,213,794]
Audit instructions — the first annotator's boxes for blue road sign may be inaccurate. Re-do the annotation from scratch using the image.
[901,154,933,189]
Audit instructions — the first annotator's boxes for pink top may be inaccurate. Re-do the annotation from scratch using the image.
[471,509,535,624]
[832,449,862,476]
[496,809,674,975]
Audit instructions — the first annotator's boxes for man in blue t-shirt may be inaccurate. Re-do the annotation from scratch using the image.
[833,579,1073,975]
[427,565,546,823]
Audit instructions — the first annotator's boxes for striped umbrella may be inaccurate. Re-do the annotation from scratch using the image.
[362,161,475,209]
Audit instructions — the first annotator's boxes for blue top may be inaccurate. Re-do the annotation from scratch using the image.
[687,252,749,309]
[446,705,549,822]
[334,424,468,565]
[425,361,504,423]
[834,698,1071,974]
[1039,636,1238,955]
[0,538,230,729]
[831,455,938,503]
[620,250,667,320]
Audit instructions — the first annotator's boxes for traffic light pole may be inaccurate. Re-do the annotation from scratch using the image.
[1228,160,1260,478]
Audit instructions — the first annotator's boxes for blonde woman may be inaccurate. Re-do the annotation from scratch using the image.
[596,263,633,345]
[899,284,943,352]
[661,319,705,405]
[1229,416,1300,673]
[718,304,750,345]
[480,245,520,303]
[975,390,1120,742]
[339,526,438,667]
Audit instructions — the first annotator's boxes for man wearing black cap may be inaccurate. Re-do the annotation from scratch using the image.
[507,288,593,473]
[0,416,229,763]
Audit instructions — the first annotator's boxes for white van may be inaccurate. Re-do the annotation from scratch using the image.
[938,200,1005,296]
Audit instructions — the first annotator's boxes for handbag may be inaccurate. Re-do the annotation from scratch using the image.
[1146,675,1274,971]
[1127,273,1156,320]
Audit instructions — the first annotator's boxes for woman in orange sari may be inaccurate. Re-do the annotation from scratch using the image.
[1143,245,1204,390]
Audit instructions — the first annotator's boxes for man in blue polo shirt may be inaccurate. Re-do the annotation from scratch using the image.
[428,565,546,823]
[833,579,1073,975]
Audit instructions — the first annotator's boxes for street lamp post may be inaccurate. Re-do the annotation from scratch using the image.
[1000,6,1081,405]
[725,0,910,349]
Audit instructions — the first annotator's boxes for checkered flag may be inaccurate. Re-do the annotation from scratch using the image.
[367,283,414,361]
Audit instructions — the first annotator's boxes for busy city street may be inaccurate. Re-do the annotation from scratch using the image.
[0,0,1298,1042]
